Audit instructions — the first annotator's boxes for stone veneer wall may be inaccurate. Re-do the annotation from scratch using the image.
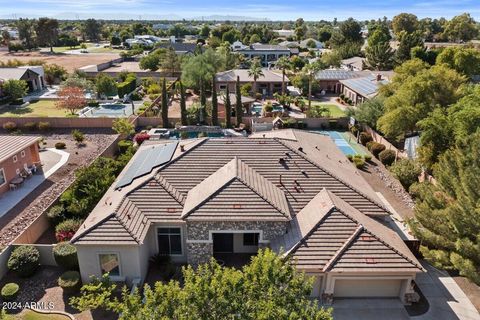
[186,221,287,265]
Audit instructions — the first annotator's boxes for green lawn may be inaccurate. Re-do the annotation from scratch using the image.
[0,100,71,117]
[303,100,346,117]
[50,46,79,53]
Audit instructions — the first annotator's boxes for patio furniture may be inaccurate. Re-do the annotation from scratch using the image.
[9,183,17,191]
[28,164,37,174]
[10,176,24,186]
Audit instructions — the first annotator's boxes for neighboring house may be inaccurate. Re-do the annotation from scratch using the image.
[339,74,389,105]
[209,93,256,118]
[72,130,423,304]
[315,69,368,93]
[273,29,295,38]
[125,35,175,47]
[0,135,40,195]
[0,66,46,95]
[215,69,288,96]
[231,42,297,67]
[341,56,366,71]
[156,42,199,55]
[299,38,324,49]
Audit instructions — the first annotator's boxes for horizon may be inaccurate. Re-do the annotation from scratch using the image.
[1,0,480,21]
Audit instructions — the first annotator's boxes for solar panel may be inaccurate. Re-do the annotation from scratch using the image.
[116,141,178,189]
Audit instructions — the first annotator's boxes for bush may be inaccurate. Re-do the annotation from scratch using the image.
[379,149,396,166]
[133,133,150,145]
[53,242,79,270]
[359,132,373,146]
[55,142,66,149]
[23,122,37,131]
[55,219,83,242]
[88,101,100,108]
[364,154,372,162]
[47,204,65,226]
[350,126,358,136]
[130,91,142,101]
[38,121,50,131]
[1,283,19,301]
[389,159,421,190]
[353,157,365,169]
[370,142,386,158]
[346,154,353,162]
[180,132,189,139]
[118,139,133,154]
[3,121,17,132]
[72,129,85,144]
[58,271,81,293]
[366,141,375,151]
[7,246,40,277]
[328,120,337,129]
[197,132,208,138]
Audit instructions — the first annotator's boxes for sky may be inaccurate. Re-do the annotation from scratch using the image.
[1,0,479,20]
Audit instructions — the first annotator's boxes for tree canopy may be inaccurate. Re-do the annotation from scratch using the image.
[181,48,223,90]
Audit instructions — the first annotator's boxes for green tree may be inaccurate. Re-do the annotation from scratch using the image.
[161,78,169,128]
[35,17,59,52]
[235,76,242,125]
[83,19,101,42]
[392,13,419,37]
[225,86,232,128]
[436,46,480,79]
[95,73,117,98]
[44,63,67,85]
[395,31,424,63]
[70,249,333,320]
[211,76,218,126]
[139,53,160,71]
[276,56,291,95]
[181,48,223,91]
[410,131,480,284]
[364,42,394,70]
[351,96,385,129]
[338,18,362,43]
[248,58,264,96]
[161,48,181,77]
[302,61,324,109]
[112,118,135,136]
[442,13,478,42]
[17,18,36,50]
[178,81,188,126]
[2,79,28,101]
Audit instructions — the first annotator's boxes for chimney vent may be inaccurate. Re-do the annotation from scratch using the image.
[180,145,185,152]
[298,147,304,153]
[376,74,382,81]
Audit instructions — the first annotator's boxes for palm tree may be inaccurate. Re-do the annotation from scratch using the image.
[302,61,324,110]
[276,56,291,95]
[248,58,264,97]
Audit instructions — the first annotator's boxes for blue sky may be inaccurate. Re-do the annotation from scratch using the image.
[2,0,479,20]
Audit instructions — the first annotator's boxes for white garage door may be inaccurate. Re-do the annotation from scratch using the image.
[334,279,402,298]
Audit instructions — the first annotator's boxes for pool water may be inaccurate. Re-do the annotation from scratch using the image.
[79,103,134,117]
[170,131,225,139]
[312,131,361,156]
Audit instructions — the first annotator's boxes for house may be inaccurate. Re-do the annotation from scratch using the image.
[339,74,389,105]
[71,130,423,304]
[0,66,46,95]
[209,93,256,118]
[215,69,288,97]
[315,69,369,93]
[0,135,41,195]
[231,42,297,67]
[156,42,199,55]
[341,56,366,71]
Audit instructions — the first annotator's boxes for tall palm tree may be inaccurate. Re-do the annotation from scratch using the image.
[248,58,264,97]
[302,61,324,110]
[276,56,291,95]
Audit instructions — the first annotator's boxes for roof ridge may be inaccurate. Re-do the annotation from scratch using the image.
[323,225,364,272]
[114,198,143,243]
[70,212,116,243]
[155,175,186,205]
[275,138,391,214]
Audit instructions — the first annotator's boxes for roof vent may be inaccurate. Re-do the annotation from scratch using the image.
[365,257,377,264]
[167,208,177,213]
[233,204,242,209]
[180,145,185,152]
[361,235,376,241]
[285,152,291,157]
[301,170,307,175]
[298,147,304,153]
[278,157,286,164]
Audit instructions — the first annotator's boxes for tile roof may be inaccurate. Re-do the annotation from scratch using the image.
[216,69,288,83]
[182,157,290,221]
[0,68,29,81]
[339,75,388,99]
[0,135,40,163]
[272,189,423,272]
[315,69,368,81]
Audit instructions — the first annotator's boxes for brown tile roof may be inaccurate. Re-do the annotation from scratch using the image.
[0,135,40,163]
[182,157,290,221]
[216,69,288,83]
[272,189,423,272]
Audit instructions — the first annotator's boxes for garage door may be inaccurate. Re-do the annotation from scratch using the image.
[334,279,402,298]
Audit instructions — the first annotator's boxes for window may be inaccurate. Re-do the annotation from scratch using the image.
[12,155,17,163]
[0,168,5,187]
[99,253,121,276]
[219,85,227,90]
[20,151,25,158]
[157,227,182,255]
[243,233,259,246]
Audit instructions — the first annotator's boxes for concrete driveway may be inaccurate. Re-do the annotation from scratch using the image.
[332,298,410,320]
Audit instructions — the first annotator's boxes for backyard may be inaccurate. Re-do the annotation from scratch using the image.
[0,100,71,117]
[305,101,346,117]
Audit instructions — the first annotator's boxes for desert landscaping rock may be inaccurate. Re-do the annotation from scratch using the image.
[373,165,415,209]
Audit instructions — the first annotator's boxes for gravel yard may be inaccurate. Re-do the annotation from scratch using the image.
[0,131,118,248]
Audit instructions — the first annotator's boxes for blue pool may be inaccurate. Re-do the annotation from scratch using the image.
[312,131,360,156]
[79,103,134,118]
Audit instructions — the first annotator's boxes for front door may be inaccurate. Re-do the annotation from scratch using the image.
[213,233,234,253]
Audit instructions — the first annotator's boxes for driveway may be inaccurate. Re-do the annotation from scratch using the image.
[332,298,410,320]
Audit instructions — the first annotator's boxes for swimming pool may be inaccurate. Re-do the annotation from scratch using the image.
[79,103,134,117]
[312,131,362,156]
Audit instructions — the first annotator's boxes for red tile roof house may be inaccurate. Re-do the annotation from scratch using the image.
[0,135,41,195]
[71,130,423,304]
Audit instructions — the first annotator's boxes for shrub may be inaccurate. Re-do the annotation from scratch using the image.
[359,132,373,145]
[23,122,37,131]
[389,159,421,190]
[58,271,81,293]
[350,126,358,136]
[346,154,353,162]
[118,139,133,154]
[328,120,337,129]
[47,204,65,226]
[55,219,83,242]
[55,142,66,149]
[353,157,365,169]
[3,121,17,132]
[7,246,40,277]
[255,92,262,100]
[71,129,85,144]
[88,101,100,107]
[339,93,345,100]
[366,141,375,151]
[364,154,372,162]
[370,142,386,158]
[1,283,19,301]
[53,242,79,270]
[133,133,150,145]
[180,131,189,139]
[130,92,142,101]
[38,121,50,131]
[379,149,396,166]
[197,132,208,138]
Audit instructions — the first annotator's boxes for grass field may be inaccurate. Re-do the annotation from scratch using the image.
[0,100,70,117]
[303,100,346,117]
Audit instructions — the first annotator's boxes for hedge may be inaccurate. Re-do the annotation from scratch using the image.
[379,149,396,166]
[118,139,133,154]
[117,75,137,98]
[55,142,66,149]
[55,219,83,242]
[359,132,373,146]
[47,204,65,226]
[7,246,40,277]
[53,242,79,270]
[390,159,421,190]
[58,271,81,294]
[370,142,386,158]
[2,121,17,132]
[1,283,19,301]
